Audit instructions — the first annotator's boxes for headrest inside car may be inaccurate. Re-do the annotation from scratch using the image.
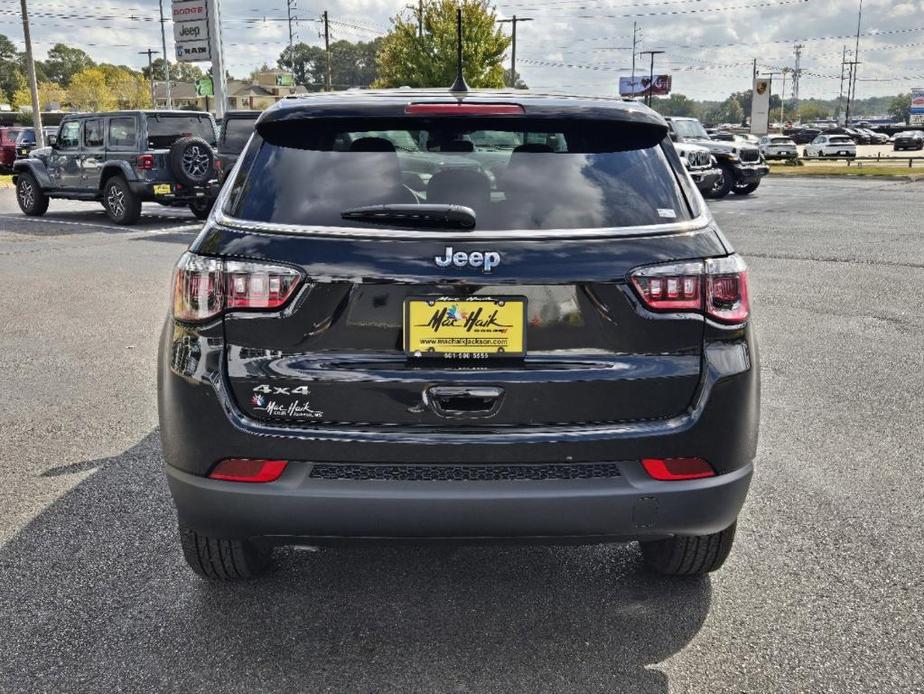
[349,137,396,152]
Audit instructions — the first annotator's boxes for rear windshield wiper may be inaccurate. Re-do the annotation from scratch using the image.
[341,203,476,230]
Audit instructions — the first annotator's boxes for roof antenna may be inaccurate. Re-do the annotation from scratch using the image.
[449,7,469,93]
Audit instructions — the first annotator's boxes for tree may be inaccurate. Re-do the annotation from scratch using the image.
[43,44,95,86]
[279,38,381,90]
[374,0,510,89]
[503,68,527,89]
[141,58,204,83]
[719,97,744,125]
[0,33,24,104]
[67,67,116,110]
[650,93,698,118]
[888,93,912,124]
[12,81,66,111]
[798,101,830,122]
[98,65,151,108]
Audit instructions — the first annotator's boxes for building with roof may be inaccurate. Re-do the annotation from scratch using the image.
[153,70,309,112]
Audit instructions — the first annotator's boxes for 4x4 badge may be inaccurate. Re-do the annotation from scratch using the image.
[434,246,501,273]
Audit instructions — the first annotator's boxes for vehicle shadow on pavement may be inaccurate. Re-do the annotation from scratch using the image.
[0,431,712,694]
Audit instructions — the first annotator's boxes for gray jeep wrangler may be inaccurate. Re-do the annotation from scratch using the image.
[13,111,220,225]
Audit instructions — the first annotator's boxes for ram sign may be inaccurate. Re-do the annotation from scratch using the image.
[619,75,672,98]
[911,88,924,126]
[173,0,210,63]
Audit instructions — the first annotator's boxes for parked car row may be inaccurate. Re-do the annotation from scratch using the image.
[0,126,60,173]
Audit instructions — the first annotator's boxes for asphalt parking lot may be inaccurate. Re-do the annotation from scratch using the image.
[1,178,922,693]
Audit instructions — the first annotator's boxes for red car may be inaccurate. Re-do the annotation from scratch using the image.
[0,127,23,172]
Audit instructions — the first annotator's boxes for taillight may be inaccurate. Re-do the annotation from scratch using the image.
[209,458,288,483]
[641,457,715,481]
[172,252,302,322]
[136,154,155,170]
[629,254,750,324]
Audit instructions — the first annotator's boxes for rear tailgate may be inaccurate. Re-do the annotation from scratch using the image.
[216,229,724,427]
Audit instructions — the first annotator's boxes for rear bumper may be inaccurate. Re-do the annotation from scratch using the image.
[166,460,752,542]
[129,180,220,202]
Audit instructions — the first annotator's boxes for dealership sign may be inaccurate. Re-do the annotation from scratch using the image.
[911,88,924,125]
[173,0,210,62]
[619,75,672,98]
[750,77,771,135]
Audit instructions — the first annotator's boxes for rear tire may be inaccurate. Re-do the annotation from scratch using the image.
[640,522,737,576]
[16,172,49,216]
[189,197,214,220]
[179,528,272,580]
[103,176,142,225]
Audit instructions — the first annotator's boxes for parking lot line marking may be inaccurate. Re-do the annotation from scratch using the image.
[0,213,200,233]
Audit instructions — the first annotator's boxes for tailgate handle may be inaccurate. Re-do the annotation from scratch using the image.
[425,386,504,418]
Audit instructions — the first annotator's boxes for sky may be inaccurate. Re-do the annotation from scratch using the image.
[3,0,923,102]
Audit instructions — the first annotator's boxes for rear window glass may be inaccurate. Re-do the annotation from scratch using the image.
[16,129,35,145]
[146,115,216,148]
[830,137,852,143]
[226,119,692,231]
[221,117,257,153]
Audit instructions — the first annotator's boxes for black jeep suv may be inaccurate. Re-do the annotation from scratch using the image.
[159,90,759,580]
[13,111,220,225]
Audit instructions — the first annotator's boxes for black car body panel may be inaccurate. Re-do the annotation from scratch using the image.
[158,90,759,549]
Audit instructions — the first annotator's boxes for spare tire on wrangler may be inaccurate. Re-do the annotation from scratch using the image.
[169,136,215,187]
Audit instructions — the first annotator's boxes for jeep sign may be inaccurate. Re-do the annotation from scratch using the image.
[173,0,211,63]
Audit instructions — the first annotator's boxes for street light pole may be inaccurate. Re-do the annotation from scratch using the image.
[19,0,44,148]
[639,50,664,106]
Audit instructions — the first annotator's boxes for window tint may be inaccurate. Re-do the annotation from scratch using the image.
[146,114,216,148]
[16,129,35,145]
[57,121,80,149]
[83,119,104,148]
[221,117,257,152]
[227,120,692,231]
[108,117,137,149]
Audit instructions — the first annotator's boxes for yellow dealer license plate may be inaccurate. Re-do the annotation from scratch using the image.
[404,297,526,358]
[153,183,172,195]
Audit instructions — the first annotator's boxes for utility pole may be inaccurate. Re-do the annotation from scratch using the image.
[286,0,297,62]
[837,46,848,122]
[792,44,803,115]
[322,11,331,91]
[159,0,172,109]
[19,0,44,148]
[845,60,861,124]
[631,21,639,84]
[499,16,533,89]
[639,50,664,107]
[139,49,158,108]
[419,0,423,38]
[849,0,863,124]
[779,67,790,132]
[753,57,757,81]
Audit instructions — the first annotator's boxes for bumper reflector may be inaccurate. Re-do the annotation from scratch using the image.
[641,457,715,481]
[209,458,288,483]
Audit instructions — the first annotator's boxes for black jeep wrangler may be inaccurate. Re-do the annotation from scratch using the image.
[13,111,220,225]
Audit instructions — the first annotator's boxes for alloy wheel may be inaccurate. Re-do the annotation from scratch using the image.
[182,145,211,179]
[18,179,34,209]
[107,185,126,218]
